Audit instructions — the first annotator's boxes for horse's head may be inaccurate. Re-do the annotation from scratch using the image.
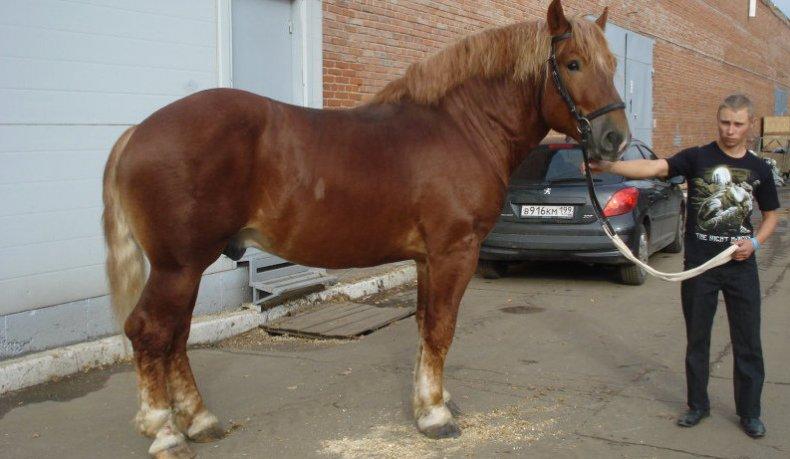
[540,0,630,161]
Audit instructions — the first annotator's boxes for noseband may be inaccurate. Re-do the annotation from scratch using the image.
[547,31,625,145]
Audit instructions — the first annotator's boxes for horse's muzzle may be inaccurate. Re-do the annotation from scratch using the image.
[588,119,629,161]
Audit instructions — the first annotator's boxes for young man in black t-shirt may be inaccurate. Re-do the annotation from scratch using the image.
[588,94,780,438]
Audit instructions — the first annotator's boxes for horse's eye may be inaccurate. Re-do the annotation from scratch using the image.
[567,60,580,71]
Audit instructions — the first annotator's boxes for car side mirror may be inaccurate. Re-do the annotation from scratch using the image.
[669,175,685,185]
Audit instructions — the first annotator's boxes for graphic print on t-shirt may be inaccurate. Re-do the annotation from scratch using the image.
[690,166,759,242]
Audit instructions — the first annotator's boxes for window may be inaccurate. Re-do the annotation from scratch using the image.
[511,147,624,184]
[776,86,788,116]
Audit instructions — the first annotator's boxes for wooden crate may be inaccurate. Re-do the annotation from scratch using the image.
[761,135,789,152]
[762,116,790,135]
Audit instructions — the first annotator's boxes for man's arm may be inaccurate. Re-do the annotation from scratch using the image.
[732,210,779,261]
[755,210,779,245]
[587,159,670,179]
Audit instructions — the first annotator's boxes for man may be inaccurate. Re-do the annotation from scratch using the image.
[588,94,780,438]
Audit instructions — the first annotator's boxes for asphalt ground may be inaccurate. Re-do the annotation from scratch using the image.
[0,188,787,459]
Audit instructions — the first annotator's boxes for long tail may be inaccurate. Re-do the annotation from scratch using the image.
[102,126,146,331]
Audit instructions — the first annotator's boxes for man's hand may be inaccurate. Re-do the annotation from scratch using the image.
[582,160,614,174]
[732,239,756,261]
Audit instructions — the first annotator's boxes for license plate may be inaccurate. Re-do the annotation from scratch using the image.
[520,205,574,218]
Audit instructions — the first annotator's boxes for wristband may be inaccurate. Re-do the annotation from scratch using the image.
[750,237,760,251]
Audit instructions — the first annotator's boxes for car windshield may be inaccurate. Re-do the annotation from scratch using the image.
[510,148,623,184]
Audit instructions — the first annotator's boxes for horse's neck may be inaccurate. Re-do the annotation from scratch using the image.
[439,77,548,184]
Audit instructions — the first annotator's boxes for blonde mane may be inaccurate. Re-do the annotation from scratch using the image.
[370,16,615,105]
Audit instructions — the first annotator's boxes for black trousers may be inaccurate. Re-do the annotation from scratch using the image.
[681,256,764,417]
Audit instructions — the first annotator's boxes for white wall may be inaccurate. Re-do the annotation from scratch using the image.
[0,0,222,315]
[0,0,322,329]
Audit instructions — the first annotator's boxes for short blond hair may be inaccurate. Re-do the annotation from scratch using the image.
[717,94,754,119]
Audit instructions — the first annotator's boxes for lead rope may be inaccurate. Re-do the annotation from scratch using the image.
[548,29,735,280]
[580,148,736,281]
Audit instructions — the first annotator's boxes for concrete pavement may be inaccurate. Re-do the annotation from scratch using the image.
[1,203,787,458]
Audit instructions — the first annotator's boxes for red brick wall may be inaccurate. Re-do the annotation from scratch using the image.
[322,0,790,157]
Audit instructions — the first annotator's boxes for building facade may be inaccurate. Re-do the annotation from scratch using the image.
[1,0,787,359]
[323,0,790,153]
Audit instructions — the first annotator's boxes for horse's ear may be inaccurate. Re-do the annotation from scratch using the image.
[596,7,609,31]
[547,0,570,35]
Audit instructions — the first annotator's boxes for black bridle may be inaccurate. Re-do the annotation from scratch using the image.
[548,31,625,146]
[547,31,626,234]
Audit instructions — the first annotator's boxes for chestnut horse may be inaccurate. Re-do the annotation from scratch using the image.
[103,1,628,456]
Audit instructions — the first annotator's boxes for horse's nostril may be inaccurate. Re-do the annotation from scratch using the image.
[603,130,623,152]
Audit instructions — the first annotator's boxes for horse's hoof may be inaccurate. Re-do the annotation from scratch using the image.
[445,399,462,417]
[152,443,196,459]
[420,420,461,439]
[188,423,226,443]
[149,424,192,458]
[186,410,226,443]
[417,405,461,439]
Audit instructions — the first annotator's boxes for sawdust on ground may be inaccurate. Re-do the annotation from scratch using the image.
[319,403,561,458]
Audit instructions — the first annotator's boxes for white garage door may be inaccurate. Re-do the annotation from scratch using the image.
[0,0,220,315]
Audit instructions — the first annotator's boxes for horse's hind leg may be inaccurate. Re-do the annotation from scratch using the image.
[167,285,224,442]
[169,356,223,444]
[413,240,479,439]
[125,267,202,458]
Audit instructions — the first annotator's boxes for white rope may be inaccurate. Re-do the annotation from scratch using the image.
[602,225,737,282]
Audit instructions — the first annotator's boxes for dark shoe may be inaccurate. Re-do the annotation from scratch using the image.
[676,409,710,427]
[740,417,766,438]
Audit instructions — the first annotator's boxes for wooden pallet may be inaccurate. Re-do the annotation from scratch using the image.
[263,297,416,339]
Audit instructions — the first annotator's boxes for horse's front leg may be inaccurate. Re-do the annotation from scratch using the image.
[414,240,478,439]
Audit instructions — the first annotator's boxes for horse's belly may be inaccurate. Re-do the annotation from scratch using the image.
[238,220,422,269]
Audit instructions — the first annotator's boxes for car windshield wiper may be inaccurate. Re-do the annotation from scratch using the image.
[547,177,602,183]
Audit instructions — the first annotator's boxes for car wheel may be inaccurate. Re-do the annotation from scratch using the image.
[479,260,508,279]
[618,223,648,285]
[663,209,685,253]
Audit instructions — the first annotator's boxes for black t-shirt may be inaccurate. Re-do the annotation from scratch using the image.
[666,142,780,263]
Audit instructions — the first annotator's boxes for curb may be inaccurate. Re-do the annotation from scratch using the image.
[0,264,416,395]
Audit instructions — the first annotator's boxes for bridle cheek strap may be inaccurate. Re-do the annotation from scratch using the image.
[548,32,625,144]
